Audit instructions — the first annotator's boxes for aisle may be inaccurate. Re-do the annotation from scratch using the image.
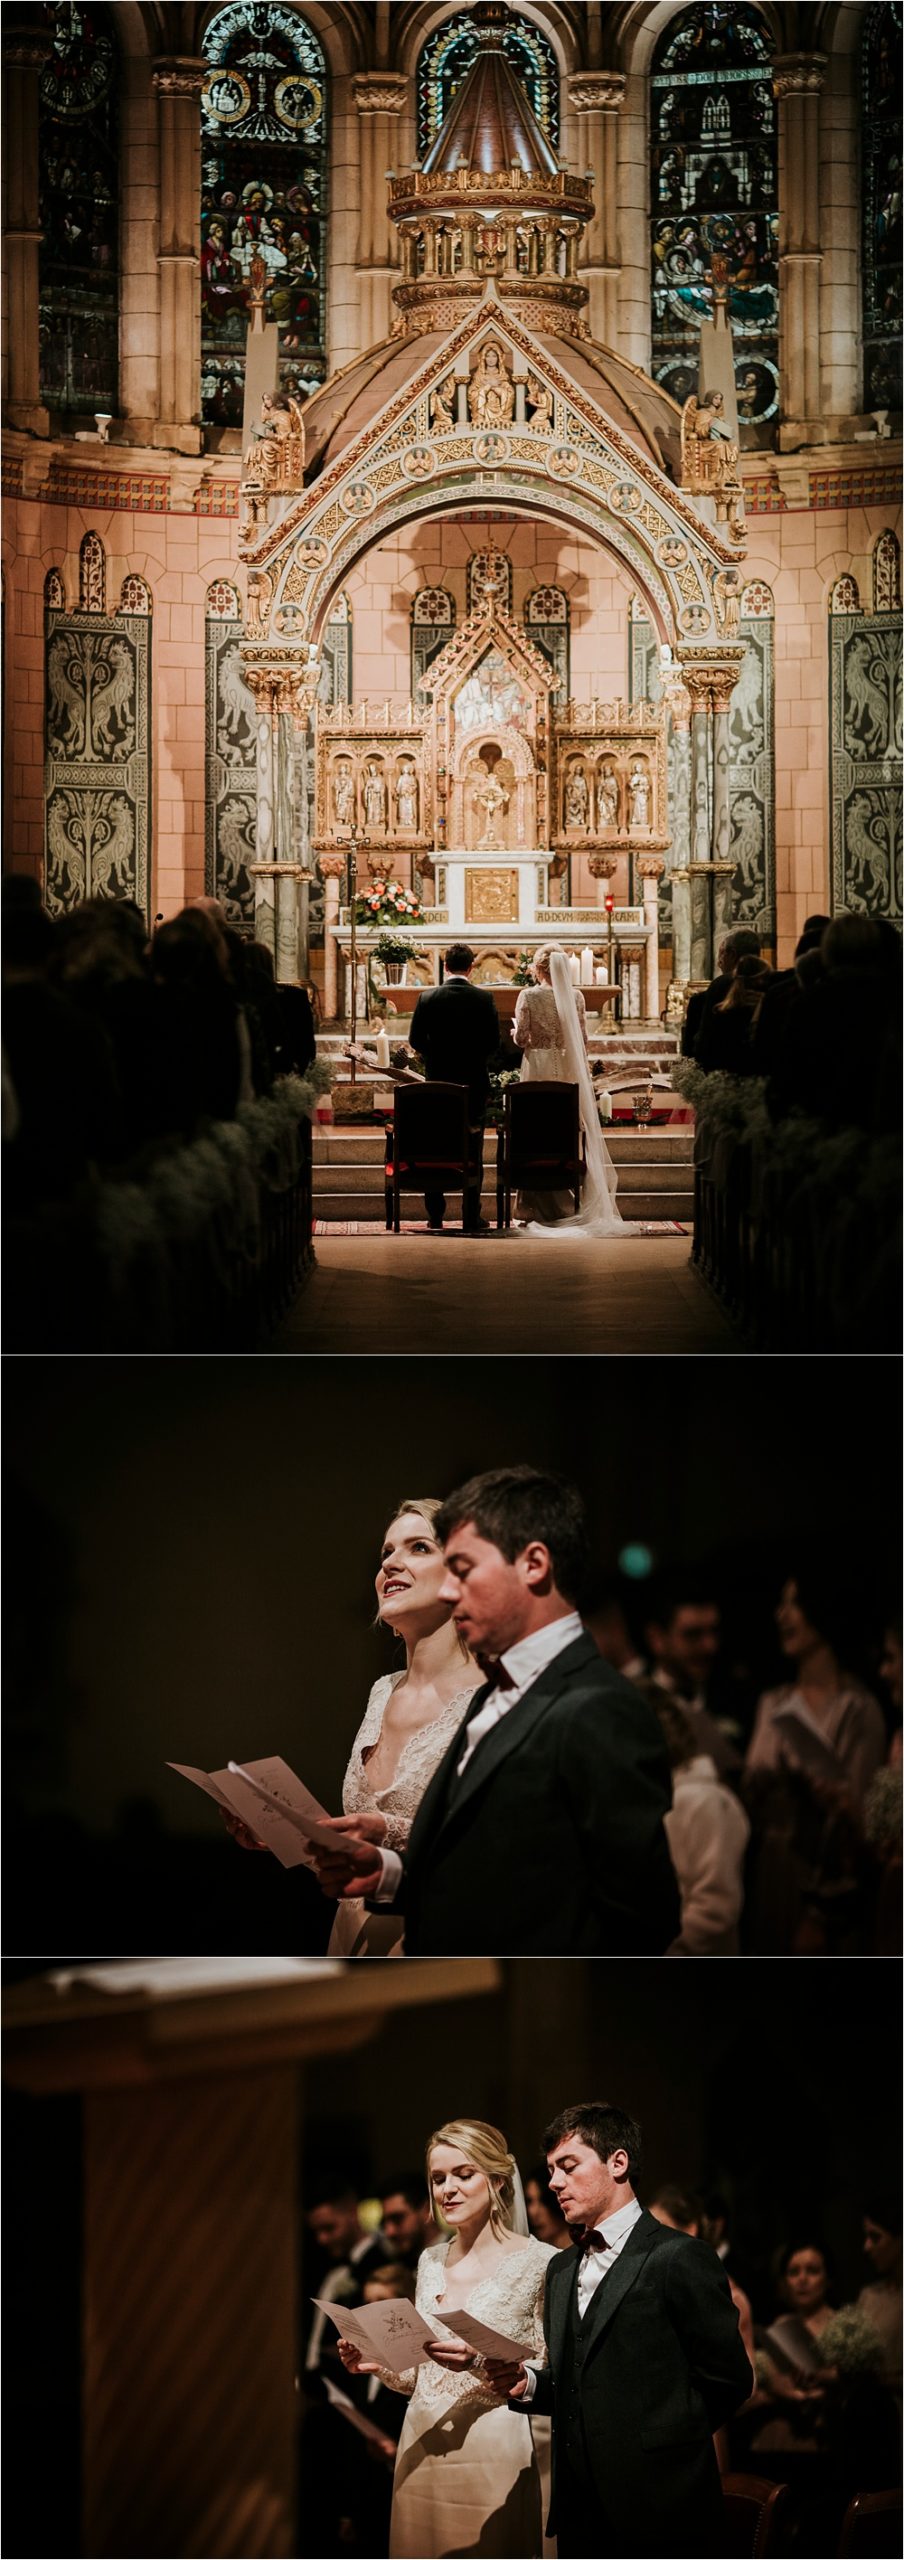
[272,1234,737,1355]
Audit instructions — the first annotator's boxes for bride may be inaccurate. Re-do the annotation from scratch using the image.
[224,1499,480,1956]
[337,2118,556,2558]
[512,945,622,1235]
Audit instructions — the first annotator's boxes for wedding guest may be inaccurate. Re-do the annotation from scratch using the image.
[337,2118,554,2557]
[748,2240,836,2458]
[681,928,760,1060]
[524,2162,573,2251]
[743,1566,886,1953]
[695,955,773,1077]
[643,1572,741,1780]
[376,2172,437,2267]
[486,2101,752,2557]
[647,1691,751,1955]
[856,2201,903,2401]
[224,1499,482,1953]
[648,2182,756,2463]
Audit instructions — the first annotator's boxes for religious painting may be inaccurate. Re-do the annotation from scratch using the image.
[38,2,119,413]
[44,606,150,916]
[200,3,327,430]
[416,13,558,158]
[205,594,257,926]
[830,611,902,921]
[454,649,529,738]
[650,3,779,430]
[861,3,902,414]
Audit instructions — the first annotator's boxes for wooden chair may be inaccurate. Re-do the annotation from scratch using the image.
[837,2488,903,2556]
[720,2472,792,2557]
[496,1080,584,1230]
[384,1081,471,1232]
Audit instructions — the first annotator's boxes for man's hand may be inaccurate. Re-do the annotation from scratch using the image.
[310,1814,387,1901]
[485,2358,529,2398]
[220,1809,267,1852]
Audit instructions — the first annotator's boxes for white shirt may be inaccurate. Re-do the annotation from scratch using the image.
[374,1612,584,1904]
[518,2195,644,2402]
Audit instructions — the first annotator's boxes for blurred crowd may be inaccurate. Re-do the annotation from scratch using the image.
[298,2163,902,2559]
[681,916,901,1134]
[2,877,317,1206]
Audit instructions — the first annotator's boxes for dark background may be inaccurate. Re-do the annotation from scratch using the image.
[5,1356,898,1950]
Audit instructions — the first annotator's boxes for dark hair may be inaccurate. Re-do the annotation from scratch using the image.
[717,955,772,1014]
[542,2103,643,2184]
[723,928,761,967]
[444,943,476,974]
[376,2170,429,2210]
[777,2237,835,2286]
[306,2173,361,2210]
[644,1570,720,1634]
[822,914,882,972]
[649,2182,705,2232]
[525,2160,568,2219]
[435,1466,591,1607]
[863,2194,902,2238]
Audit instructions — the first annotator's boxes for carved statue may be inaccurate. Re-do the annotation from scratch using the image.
[475,774,509,849]
[467,341,515,429]
[526,374,553,432]
[628,763,651,832]
[471,551,509,613]
[332,761,354,827]
[430,376,456,431]
[564,768,589,829]
[681,389,739,494]
[395,762,419,830]
[363,760,387,831]
[597,767,619,831]
[242,390,306,490]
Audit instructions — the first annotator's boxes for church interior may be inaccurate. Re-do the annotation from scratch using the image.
[2,0,901,1350]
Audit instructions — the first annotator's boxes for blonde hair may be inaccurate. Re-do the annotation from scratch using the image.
[532,945,553,979]
[427,2119,518,2238]
[375,1500,469,1659]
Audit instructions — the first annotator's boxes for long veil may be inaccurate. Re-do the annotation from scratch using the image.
[520,949,622,1237]
[509,2164,531,2238]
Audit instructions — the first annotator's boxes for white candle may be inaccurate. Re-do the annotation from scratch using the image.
[375,1025,390,1067]
[595,964,608,984]
[580,945,594,986]
[568,951,581,985]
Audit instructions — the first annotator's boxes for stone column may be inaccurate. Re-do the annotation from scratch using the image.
[637,857,665,1023]
[567,73,625,348]
[711,683,733,868]
[663,678,693,991]
[774,53,826,448]
[152,59,205,456]
[246,670,278,958]
[352,74,406,349]
[319,855,346,1021]
[2,20,52,431]
[615,70,649,369]
[680,656,744,979]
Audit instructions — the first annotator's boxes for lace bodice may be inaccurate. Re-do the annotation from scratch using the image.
[514,984,585,1054]
[342,1674,478,1853]
[377,2237,555,2409]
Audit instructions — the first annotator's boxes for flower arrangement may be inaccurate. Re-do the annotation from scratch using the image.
[816,2307,886,2379]
[372,931,419,965]
[862,1763,902,1856]
[512,951,535,986]
[356,879,422,927]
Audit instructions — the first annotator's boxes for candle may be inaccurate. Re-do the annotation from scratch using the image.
[568,951,581,985]
[580,945,594,987]
[595,964,608,985]
[375,1025,390,1067]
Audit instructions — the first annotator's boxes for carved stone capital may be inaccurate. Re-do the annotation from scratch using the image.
[676,650,744,713]
[318,854,347,882]
[661,677,692,732]
[352,72,407,115]
[152,58,207,99]
[637,855,666,881]
[568,72,626,114]
[588,854,619,881]
[3,23,53,68]
[772,52,826,98]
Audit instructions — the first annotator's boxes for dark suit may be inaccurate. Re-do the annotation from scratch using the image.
[386,1632,680,1954]
[531,2211,753,2557]
[409,972,500,1225]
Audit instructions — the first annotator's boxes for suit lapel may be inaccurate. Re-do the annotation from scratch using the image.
[431,1633,601,1836]
[548,2242,581,2368]
[402,1681,492,1867]
[578,2212,660,2354]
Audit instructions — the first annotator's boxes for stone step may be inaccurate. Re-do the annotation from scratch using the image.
[314,1126,693,1165]
[315,1191,691,1226]
[312,1124,693,1224]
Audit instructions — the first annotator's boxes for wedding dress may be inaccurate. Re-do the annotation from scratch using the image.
[376,2236,556,2558]
[514,950,622,1236]
[327,1672,478,1958]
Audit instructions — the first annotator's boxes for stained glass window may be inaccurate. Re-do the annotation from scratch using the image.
[861,3,902,414]
[416,14,558,158]
[38,3,119,414]
[650,3,778,432]
[200,4,327,432]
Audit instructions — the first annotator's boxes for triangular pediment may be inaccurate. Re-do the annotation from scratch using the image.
[420,599,560,704]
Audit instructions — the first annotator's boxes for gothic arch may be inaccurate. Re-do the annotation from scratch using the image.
[396,3,578,83]
[617,1,783,79]
[195,0,365,77]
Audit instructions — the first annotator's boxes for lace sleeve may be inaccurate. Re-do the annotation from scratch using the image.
[575,988,588,1049]
[513,988,532,1051]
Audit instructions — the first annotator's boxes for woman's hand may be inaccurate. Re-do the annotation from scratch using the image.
[220,1810,267,1852]
[425,2339,478,2370]
[337,2339,381,2377]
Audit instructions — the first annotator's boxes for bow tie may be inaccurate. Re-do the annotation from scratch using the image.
[476,1657,516,1693]
[578,2228,609,2256]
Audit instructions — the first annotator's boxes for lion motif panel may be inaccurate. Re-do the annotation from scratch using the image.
[44,608,150,917]
[830,611,902,921]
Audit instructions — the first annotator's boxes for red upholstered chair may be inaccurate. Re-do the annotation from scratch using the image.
[837,2488,903,2556]
[497,1080,584,1230]
[719,2473,792,2557]
[384,1081,471,1232]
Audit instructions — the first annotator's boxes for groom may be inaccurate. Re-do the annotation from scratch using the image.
[313,1466,680,1954]
[408,944,500,1232]
[487,2101,753,2558]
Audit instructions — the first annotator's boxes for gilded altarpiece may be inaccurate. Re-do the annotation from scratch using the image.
[630,593,775,940]
[205,595,256,925]
[830,610,902,921]
[44,607,150,916]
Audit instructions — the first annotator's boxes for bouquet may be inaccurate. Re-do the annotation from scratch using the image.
[356,878,422,927]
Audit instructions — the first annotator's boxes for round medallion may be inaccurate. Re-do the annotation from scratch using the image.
[609,480,642,515]
[341,480,376,517]
[201,69,251,124]
[473,433,509,466]
[656,535,688,568]
[546,444,581,481]
[274,74,323,131]
[298,536,329,568]
[679,605,712,636]
[401,443,438,479]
